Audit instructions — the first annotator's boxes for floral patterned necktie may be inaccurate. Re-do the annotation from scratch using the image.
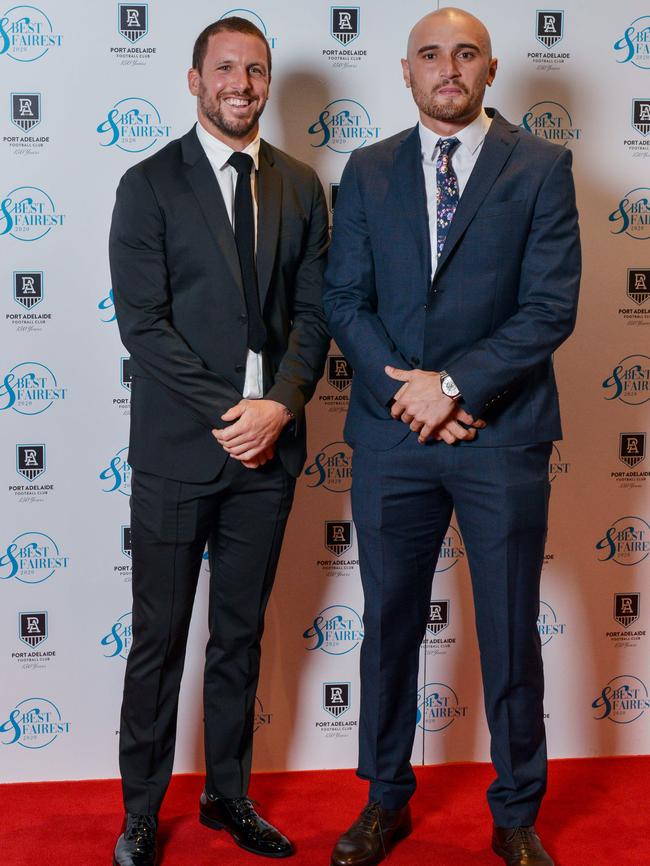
[435,137,460,259]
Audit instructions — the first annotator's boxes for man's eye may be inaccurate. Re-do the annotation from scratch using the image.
[217,64,230,72]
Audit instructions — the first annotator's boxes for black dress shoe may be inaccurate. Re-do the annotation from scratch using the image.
[330,801,412,866]
[199,791,294,858]
[492,825,554,865]
[113,813,158,866]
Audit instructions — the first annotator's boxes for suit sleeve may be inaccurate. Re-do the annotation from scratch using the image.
[322,154,410,409]
[109,166,241,429]
[265,169,331,418]
[447,146,581,418]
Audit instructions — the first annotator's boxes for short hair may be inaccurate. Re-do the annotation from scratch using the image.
[192,17,272,75]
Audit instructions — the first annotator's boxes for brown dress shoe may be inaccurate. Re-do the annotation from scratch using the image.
[492,825,554,865]
[330,801,412,866]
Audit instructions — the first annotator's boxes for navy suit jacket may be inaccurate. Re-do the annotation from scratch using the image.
[323,109,581,450]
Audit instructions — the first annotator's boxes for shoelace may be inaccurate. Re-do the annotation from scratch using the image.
[358,802,388,859]
[125,814,156,852]
[509,826,536,853]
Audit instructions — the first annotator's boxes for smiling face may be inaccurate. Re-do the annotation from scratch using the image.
[188,30,270,149]
[401,8,497,135]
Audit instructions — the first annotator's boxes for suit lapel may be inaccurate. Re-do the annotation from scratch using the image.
[256,141,281,310]
[181,127,243,300]
[436,111,519,274]
[394,126,431,285]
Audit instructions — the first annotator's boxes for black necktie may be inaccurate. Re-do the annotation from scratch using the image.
[227,151,267,353]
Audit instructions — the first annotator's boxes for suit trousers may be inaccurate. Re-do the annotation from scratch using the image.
[351,433,552,827]
[119,456,295,815]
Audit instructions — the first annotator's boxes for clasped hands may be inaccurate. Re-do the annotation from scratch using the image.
[386,366,486,445]
[212,399,290,469]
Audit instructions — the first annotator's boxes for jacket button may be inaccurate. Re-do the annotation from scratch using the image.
[235,364,245,373]
[411,356,420,366]
[239,314,247,323]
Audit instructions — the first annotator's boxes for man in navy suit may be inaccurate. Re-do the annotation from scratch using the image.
[323,8,580,866]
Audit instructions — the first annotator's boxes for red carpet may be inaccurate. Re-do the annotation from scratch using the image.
[1,757,647,865]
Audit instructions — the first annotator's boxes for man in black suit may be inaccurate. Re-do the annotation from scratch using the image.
[324,8,580,866]
[109,17,329,865]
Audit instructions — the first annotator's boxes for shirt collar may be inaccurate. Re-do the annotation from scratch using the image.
[195,120,261,171]
[419,108,492,160]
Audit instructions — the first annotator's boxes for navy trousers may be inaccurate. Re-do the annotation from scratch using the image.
[351,434,552,827]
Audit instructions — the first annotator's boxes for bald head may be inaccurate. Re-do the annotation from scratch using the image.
[401,6,497,135]
[407,7,492,61]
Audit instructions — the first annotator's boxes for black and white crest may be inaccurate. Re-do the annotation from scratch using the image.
[14,271,43,310]
[11,93,41,132]
[121,357,132,391]
[627,269,650,305]
[119,4,148,42]
[614,593,640,629]
[632,99,650,137]
[327,355,352,391]
[427,600,449,635]
[619,432,646,468]
[122,525,132,558]
[331,7,359,45]
[324,682,350,717]
[325,520,353,557]
[536,11,563,49]
[16,444,46,481]
[19,612,48,648]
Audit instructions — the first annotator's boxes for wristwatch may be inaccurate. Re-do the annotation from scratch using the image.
[439,370,460,400]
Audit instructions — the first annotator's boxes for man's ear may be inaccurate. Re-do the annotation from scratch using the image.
[401,57,412,89]
[187,67,200,97]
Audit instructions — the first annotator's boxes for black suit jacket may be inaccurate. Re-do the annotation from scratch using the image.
[109,126,330,481]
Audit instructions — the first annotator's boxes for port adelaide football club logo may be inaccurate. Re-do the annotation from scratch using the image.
[110,356,131,415]
[11,443,53,504]
[322,7,367,69]
[5,93,49,156]
[422,599,456,656]
[528,10,570,70]
[611,432,648,489]
[624,99,650,157]
[607,593,645,647]
[110,3,156,65]
[317,682,357,738]
[618,269,650,325]
[8,271,52,333]
[112,525,132,581]
[318,354,352,412]
[317,520,357,577]
[12,611,55,669]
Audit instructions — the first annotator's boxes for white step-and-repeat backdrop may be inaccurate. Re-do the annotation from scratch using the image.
[1,0,649,783]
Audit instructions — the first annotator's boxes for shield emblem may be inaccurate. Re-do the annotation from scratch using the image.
[119,4,148,43]
[121,357,132,391]
[427,600,449,635]
[331,7,359,46]
[325,520,353,557]
[121,525,132,558]
[16,444,46,481]
[329,183,339,213]
[19,612,48,648]
[536,11,563,49]
[614,593,640,629]
[628,269,650,305]
[11,93,41,132]
[14,272,43,310]
[327,355,352,391]
[632,99,650,137]
[324,682,350,717]
[619,433,646,468]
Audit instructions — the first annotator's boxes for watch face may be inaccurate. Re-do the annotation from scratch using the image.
[442,377,459,397]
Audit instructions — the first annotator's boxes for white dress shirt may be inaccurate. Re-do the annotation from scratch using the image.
[195,120,264,399]
[419,108,492,276]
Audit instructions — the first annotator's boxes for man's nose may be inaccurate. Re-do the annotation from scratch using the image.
[439,55,461,78]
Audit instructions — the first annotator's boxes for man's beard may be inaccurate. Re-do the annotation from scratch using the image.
[412,81,480,123]
[199,81,263,139]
